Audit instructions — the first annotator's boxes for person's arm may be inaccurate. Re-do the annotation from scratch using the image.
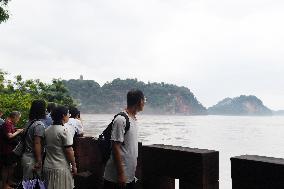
[110,116,127,187]
[33,136,42,170]
[62,127,77,175]
[76,119,84,137]
[6,129,23,139]
[64,147,77,175]
[33,122,45,170]
[112,141,126,187]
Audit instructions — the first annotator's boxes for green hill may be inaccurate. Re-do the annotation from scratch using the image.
[63,78,207,115]
[208,95,272,115]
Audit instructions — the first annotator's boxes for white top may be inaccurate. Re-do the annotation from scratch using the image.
[64,118,84,138]
[104,112,138,183]
[44,125,73,169]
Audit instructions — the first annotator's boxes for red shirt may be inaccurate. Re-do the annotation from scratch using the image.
[0,119,16,155]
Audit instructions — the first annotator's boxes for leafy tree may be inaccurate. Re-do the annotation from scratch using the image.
[0,0,10,24]
[0,92,33,126]
[0,69,75,127]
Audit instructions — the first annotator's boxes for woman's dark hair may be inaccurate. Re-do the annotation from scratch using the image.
[29,100,46,120]
[47,102,56,113]
[51,106,69,125]
[69,107,80,119]
[127,89,145,107]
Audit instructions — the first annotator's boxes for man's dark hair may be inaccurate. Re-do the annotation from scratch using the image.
[9,111,21,119]
[51,106,69,125]
[29,100,46,120]
[127,89,144,107]
[47,102,56,113]
[69,107,80,119]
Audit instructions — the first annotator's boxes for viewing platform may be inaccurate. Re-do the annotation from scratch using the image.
[74,137,284,189]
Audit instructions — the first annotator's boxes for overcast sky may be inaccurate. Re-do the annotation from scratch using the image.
[1,0,284,110]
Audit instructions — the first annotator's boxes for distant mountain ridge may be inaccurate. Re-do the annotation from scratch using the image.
[273,110,284,115]
[63,79,277,116]
[208,95,272,115]
[63,78,207,115]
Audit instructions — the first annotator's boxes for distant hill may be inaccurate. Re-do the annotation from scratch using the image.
[208,95,272,115]
[63,78,207,115]
[273,110,284,115]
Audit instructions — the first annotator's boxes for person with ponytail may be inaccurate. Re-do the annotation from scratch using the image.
[22,100,46,179]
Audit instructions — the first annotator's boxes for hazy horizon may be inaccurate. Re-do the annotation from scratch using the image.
[1,0,284,110]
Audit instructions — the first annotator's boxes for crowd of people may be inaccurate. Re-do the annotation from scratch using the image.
[0,89,145,189]
[0,100,84,189]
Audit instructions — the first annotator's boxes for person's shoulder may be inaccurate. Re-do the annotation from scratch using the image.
[67,118,76,124]
[114,114,127,126]
[33,120,45,127]
[61,126,72,138]
[2,120,13,128]
[1,120,7,126]
[74,118,82,125]
[53,125,66,134]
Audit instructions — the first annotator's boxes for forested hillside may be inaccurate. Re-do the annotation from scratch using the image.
[208,95,272,115]
[0,69,75,126]
[63,78,207,115]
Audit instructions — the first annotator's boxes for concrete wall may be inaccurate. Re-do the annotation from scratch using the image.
[73,137,219,189]
[231,155,284,189]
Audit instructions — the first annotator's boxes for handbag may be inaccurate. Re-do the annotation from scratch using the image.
[7,133,22,146]
[13,120,37,157]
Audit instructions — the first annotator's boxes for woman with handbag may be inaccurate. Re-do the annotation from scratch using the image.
[0,111,23,189]
[43,106,77,189]
[21,100,46,179]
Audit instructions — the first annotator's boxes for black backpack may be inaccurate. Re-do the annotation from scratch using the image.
[98,112,130,164]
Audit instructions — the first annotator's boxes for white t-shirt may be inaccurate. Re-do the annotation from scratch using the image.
[104,112,138,183]
[64,118,83,138]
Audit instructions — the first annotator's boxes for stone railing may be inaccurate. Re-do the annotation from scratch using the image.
[231,155,284,189]
[73,137,219,189]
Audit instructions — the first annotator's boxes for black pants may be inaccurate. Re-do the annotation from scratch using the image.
[103,179,135,189]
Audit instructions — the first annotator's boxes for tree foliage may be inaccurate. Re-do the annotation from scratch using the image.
[0,0,10,24]
[0,70,75,127]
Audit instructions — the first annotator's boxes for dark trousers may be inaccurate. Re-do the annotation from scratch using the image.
[103,179,135,189]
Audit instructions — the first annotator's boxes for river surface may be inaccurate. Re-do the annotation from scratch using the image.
[81,114,284,188]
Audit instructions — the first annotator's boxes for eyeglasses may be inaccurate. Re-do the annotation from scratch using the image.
[143,97,147,103]
[66,111,71,117]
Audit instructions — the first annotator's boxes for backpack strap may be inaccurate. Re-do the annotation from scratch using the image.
[22,120,37,140]
[115,112,130,135]
[100,112,131,139]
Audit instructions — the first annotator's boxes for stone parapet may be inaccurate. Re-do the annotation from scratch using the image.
[142,144,219,189]
[73,137,219,189]
[231,155,284,189]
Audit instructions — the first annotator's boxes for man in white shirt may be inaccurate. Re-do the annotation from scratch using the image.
[103,90,145,189]
[65,107,84,138]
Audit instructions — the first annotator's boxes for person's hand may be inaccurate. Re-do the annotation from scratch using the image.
[118,173,126,189]
[17,129,24,133]
[71,166,77,176]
